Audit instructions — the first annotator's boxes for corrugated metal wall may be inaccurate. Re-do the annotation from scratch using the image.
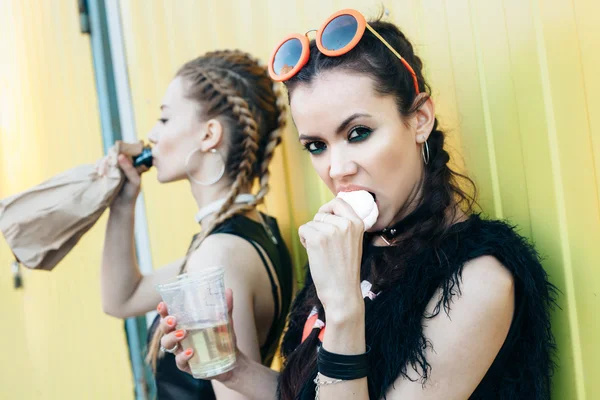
[0,1,134,399]
[1,0,597,399]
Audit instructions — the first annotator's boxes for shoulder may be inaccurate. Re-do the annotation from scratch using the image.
[459,255,515,309]
[423,254,515,322]
[462,255,514,289]
[186,232,265,281]
[201,231,254,251]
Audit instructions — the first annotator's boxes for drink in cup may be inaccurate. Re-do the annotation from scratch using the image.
[156,267,235,378]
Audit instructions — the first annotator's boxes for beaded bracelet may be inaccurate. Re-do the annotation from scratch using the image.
[314,373,344,400]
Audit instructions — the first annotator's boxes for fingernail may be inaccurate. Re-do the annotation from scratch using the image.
[156,303,163,312]
[166,317,175,326]
[175,330,185,338]
[184,349,193,357]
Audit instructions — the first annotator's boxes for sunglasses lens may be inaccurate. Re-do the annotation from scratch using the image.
[321,14,358,52]
[273,38,303,76]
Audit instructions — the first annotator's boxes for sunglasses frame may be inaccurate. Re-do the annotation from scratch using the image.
[268,9,420,94]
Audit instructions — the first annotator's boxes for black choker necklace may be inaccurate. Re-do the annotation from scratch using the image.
[372,203,430,244]
[378,227,399,243]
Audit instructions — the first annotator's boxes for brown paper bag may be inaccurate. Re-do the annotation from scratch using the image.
[0,141,146,270]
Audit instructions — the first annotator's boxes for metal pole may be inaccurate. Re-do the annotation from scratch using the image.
[83,0,151,398]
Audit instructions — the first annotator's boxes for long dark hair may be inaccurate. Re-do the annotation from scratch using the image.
[278,19,477,399]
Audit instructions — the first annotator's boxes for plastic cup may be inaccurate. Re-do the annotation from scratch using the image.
[156,267,235,378]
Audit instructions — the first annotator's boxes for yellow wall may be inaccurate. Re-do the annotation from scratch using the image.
[0,1,134,399]
[1,0,597,399]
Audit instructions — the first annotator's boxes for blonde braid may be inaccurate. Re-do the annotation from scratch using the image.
[173,65,262,268]
[202,69,261,218]
[203,50,266,90]
[205,51,287,205]
[205,49,265,72]
[146,229,206,370]
[254,82,287,204]
[173,68,262,269]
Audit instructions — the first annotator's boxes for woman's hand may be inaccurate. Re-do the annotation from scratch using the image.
[157,289,237,382]
[111,154,144,208]
[298,198,365,318]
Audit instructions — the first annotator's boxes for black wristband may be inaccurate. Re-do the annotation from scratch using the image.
[317,345,370,380]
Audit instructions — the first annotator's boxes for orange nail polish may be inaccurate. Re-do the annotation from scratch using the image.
[185,349,193,356]
[156,303,163,312]
[166,317,175,326]
[175,330,185,338]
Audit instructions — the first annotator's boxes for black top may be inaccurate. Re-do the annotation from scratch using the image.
[282,214,556,400]
[149,213,293,400]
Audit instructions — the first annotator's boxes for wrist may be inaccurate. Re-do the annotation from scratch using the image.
[323,296,364,327]
[322,300,366,355]
[110,201,136,214]
[223,351,249,387]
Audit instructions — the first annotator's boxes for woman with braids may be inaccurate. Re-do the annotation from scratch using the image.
[101,50,293,399]
[159,9,556,400]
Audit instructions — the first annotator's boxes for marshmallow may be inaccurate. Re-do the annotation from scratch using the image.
[337,190,379,230]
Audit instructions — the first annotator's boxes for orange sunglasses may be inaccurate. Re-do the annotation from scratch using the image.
[268,9,420,94]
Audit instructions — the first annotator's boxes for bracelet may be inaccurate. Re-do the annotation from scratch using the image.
[317,345,370,380]
[314,373,344,400]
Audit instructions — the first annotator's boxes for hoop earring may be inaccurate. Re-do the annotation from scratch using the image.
[185,148,225,186]
[421,140,430,165]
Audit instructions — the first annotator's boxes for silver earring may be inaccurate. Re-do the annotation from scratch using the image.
[421,140,430,165]
[185,148,225,186]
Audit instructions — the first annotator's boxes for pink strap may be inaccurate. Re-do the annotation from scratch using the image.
[361,280,380,300]
[301,281,381,343]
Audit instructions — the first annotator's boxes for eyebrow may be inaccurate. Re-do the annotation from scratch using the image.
[160,105,169,110]
[298,113,372,142]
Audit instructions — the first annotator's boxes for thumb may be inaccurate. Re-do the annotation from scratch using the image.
[118,154,141,185]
